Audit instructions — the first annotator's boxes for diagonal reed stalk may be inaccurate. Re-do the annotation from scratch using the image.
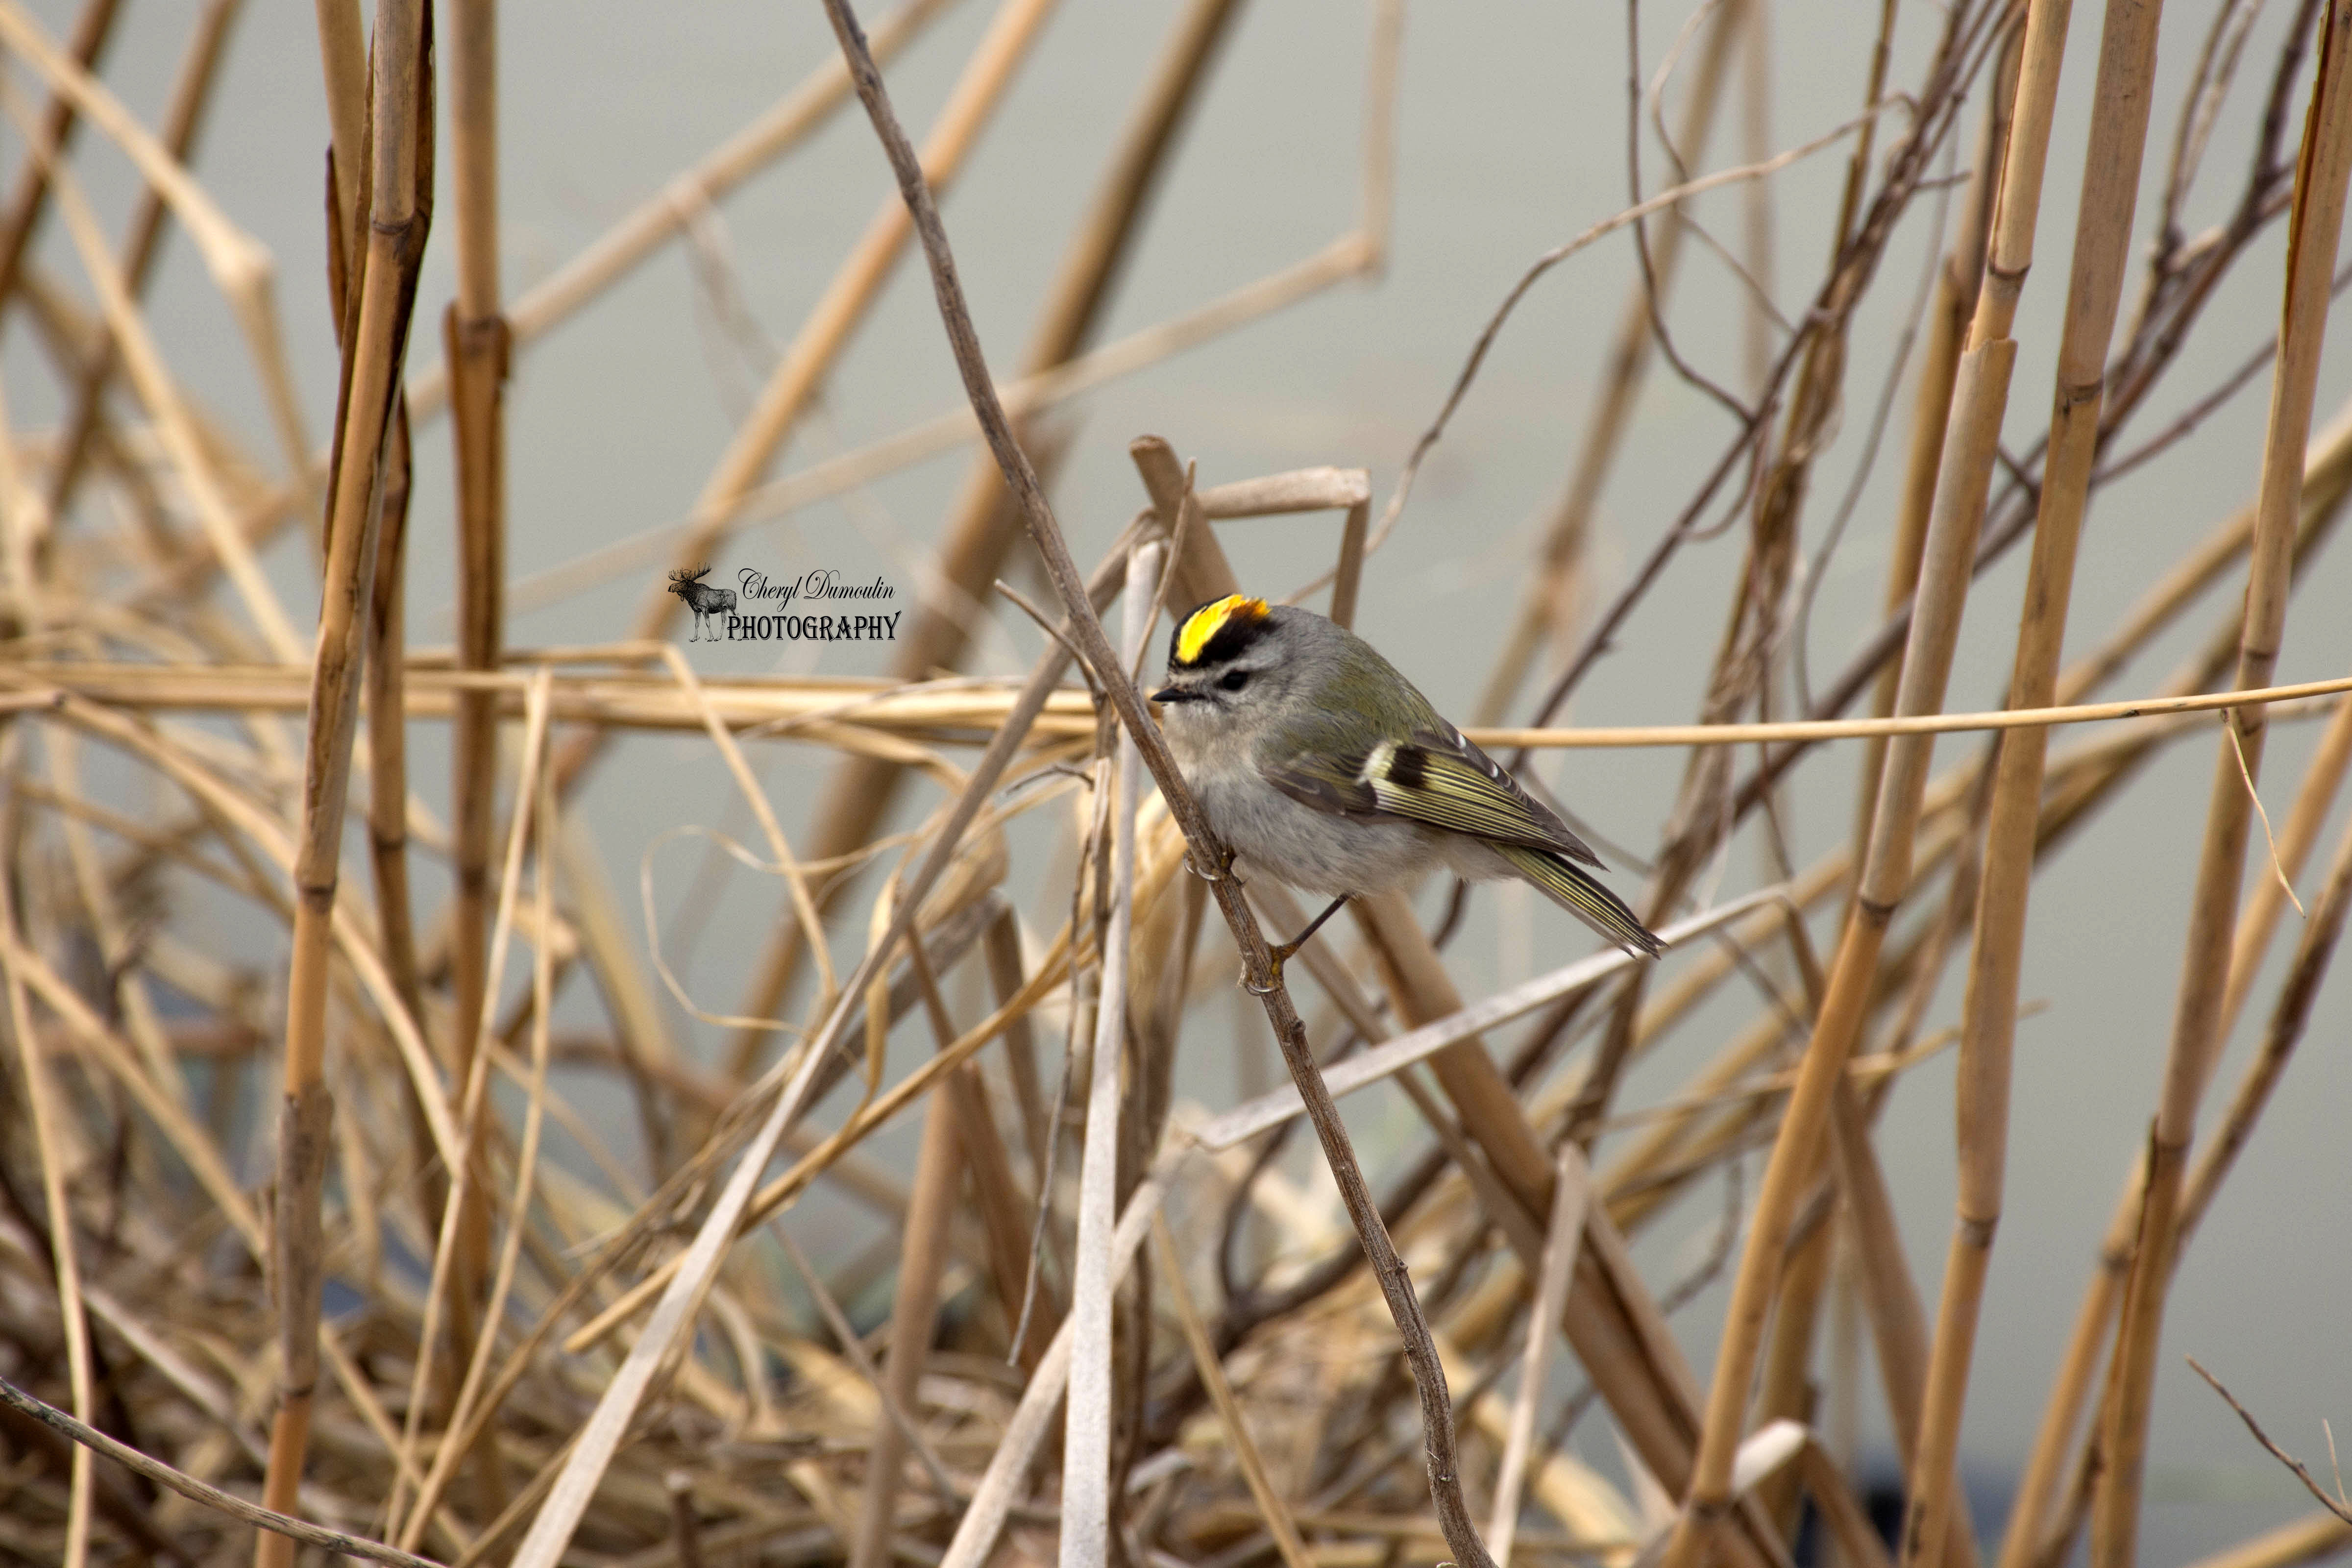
[807,5,1502,1562]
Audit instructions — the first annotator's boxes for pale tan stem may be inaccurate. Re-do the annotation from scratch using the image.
[256,5,434,1561]
[2093,10,2352,1566]
[313,0,366,252]
[1659,0,2069,1555]
[1060,540,1157,1568]
[1857,20,2013,858]
[1905,2,2168,1563]
[440,14,510,1493]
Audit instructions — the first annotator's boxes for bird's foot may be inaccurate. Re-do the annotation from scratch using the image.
[1240,937,1302,996]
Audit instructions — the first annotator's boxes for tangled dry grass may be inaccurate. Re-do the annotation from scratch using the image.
[0,1,2349,1567]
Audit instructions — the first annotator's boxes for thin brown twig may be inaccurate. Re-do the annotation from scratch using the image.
[2186,1359,2352,1525]
[0,1377,449,1568]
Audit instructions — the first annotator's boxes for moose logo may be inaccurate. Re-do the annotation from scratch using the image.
[666,565,736,641]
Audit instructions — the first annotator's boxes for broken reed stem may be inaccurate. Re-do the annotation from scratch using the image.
[812,6,1500,1563]
[256,6,433,1563]
[1658,1,2066,1558]
[723,0,1244,1078]
[1904,3,2168,1564]
[2093,11,2352,1563]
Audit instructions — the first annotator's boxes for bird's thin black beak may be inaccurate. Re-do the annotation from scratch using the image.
[1151,686,1196,704]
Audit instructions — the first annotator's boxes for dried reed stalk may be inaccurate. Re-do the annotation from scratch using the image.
[255,7,433,1560]
[7,2,2347,1563]
[2092,11,2352,1563]
[39,0,241,524]
[846,1045,960,1568]
[1856,17,2012,858]
[1658,0,2070,1553]
[438,3,511,1502]
[1902,2,2168,1563]
[0,0,123,315]
[1061,539,1158,1568]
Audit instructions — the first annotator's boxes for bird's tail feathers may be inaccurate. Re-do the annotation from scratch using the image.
[1497,846,1665,958]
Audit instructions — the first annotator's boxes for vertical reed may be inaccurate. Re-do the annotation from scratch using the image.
[254,7,433,1560]
[1903,3,2168,1563]
[2092,10,2352,1565]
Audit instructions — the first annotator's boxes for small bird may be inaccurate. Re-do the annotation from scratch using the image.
[1150,593,1662,972]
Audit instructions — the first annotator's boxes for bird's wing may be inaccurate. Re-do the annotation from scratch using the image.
[1375,724,1604,864]
[1260,722,1602,866]
[1491,844,1662,957]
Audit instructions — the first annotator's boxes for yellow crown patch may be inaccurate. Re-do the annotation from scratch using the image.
[1175,594,1269,665]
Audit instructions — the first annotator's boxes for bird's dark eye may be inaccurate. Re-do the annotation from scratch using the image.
[1219,669,1250,691]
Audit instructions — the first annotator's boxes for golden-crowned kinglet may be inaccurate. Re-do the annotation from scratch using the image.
[1150,594,1662,966]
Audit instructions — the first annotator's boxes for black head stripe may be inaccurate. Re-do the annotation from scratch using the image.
[1168,594,1275,669]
